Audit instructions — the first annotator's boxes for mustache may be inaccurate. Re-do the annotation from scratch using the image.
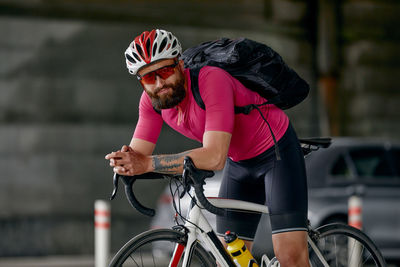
[149,85,172,98]
[154,86,169,95]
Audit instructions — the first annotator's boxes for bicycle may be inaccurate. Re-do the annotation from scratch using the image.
[108,138,386,267]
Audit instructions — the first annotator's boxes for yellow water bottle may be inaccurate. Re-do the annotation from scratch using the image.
[224,231,259,267]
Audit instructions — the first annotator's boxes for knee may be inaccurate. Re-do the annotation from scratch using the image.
[272,231,309,267]
[274,246,309,267]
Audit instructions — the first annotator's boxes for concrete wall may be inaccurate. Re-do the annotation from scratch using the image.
[0,0,399,257]
[340,0,400,136]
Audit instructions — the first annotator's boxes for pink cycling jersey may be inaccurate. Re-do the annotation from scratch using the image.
[133,66,289,161]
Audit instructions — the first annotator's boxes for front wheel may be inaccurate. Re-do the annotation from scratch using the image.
[109,228,216,267]
[308,223,386,267]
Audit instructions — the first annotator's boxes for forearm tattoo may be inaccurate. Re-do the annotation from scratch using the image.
[152,152,190,174]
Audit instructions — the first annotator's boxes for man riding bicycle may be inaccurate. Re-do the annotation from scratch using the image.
[105,29,310,267]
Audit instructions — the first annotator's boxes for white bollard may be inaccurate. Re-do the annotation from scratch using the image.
[348,195,362,229]
[348,195,362,267]
[95,200,111,267]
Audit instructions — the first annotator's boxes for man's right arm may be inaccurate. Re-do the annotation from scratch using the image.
[105,91,162,174]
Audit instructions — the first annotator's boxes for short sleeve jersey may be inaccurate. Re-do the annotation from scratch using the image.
[133,66,289,161]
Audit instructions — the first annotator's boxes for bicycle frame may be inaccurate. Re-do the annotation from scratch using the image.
[170,196,330,267]
[170,197,269,267]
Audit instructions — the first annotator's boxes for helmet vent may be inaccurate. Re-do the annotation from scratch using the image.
[125,54,136,63]
[153,43,158,57]
[172,40,177,48]
[159,37,168,53]
[146,39,151,57]
[135,43,145,59]
[132,52,141,62]
[172,51,178,56]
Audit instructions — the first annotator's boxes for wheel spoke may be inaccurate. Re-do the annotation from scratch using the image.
[362,248,372,267]
[129,254,140,267]
[140,247,144,266]
[334,236,338,267]
[152,251,156,267]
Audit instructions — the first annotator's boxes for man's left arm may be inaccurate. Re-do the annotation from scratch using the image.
[150,130,231,174]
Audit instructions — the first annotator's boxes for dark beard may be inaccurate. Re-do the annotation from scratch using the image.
[147,73,186,110]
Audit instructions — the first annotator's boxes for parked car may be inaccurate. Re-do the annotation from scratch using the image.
[151,137,400,263]
[305,138,400,263]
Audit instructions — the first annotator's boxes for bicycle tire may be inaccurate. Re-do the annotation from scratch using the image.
[308,223,386,267]
[109,228,216,267]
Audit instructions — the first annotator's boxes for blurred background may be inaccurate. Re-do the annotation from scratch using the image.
[0,0,399,263]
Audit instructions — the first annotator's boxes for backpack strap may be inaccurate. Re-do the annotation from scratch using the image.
[189,68,206,110]
[153,107,162,115]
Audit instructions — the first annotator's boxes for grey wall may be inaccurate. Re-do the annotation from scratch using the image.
[0,0,399,257]
[340,1,400,136]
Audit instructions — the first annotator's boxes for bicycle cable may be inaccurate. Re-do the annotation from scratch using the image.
[168,177,207,232]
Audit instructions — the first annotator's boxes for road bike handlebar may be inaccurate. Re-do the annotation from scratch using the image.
[109,156,224,217]
[110,172,167,217]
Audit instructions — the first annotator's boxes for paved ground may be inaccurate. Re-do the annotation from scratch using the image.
[0,255,98,267]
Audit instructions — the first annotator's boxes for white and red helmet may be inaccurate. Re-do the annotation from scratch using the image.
[125,29,182,75]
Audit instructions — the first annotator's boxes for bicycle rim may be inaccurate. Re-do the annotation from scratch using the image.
[109,228,216,267]
[308,223,386,267]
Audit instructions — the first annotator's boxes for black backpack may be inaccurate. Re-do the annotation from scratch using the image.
[181,37,310,114]
[179,38,310,160]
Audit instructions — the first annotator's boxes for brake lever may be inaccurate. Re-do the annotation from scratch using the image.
[110,172,119,200]
[179,168,191,198]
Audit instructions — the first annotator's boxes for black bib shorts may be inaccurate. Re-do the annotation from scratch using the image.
[216,123,308,239]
